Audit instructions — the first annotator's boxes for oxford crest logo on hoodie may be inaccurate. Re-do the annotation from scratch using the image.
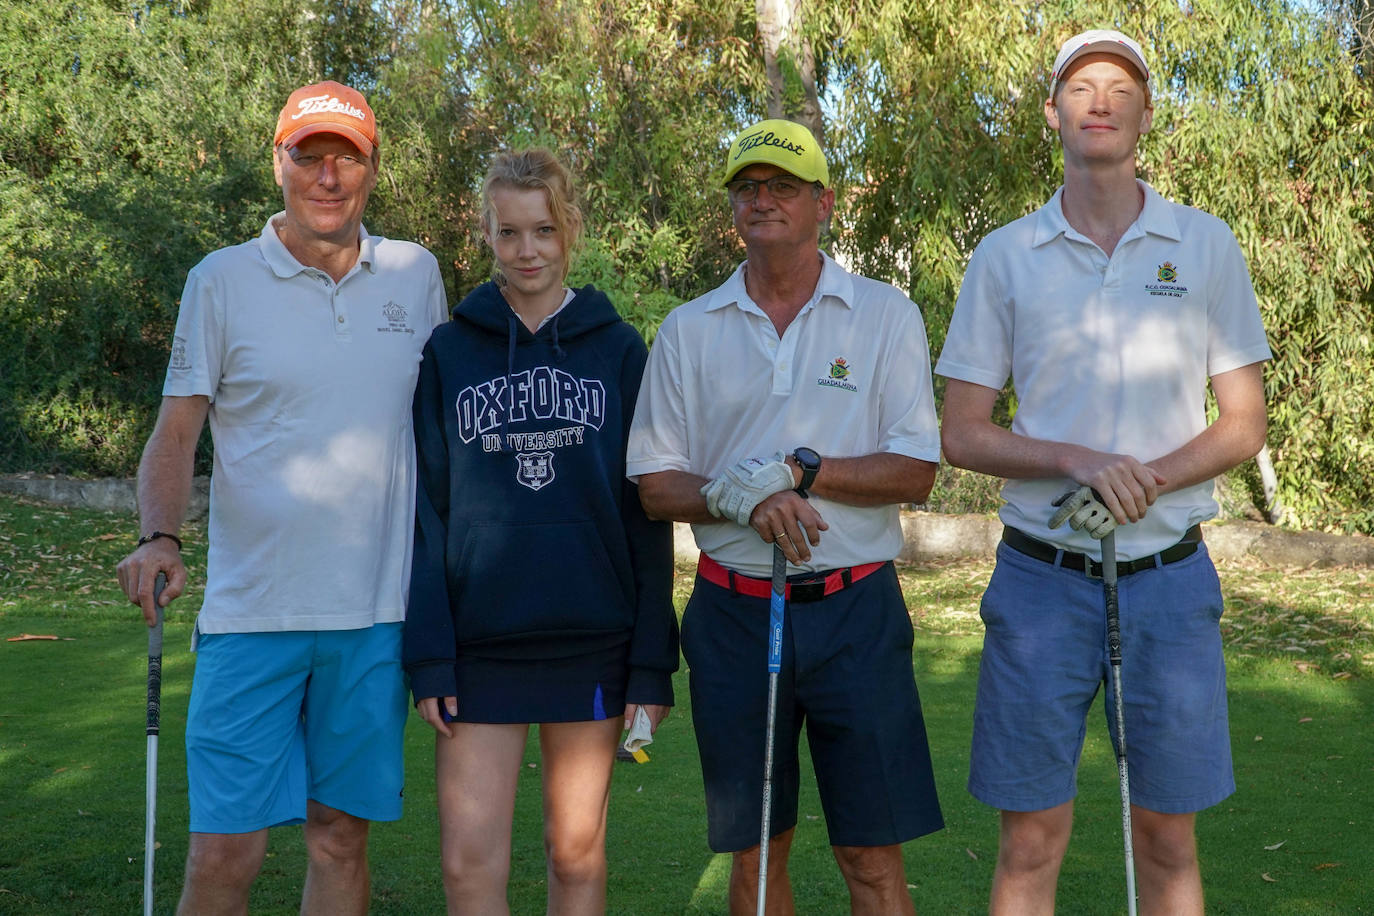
[516,451,555,491]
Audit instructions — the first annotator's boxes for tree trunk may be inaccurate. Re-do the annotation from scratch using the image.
[754,0,824,144]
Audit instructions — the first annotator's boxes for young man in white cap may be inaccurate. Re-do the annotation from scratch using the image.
[116,80,447,914]
[628,119,944,914]
[937,30,1271,914]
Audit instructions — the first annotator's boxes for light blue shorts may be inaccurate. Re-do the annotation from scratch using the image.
[969,542,1234,815]
[185,623,407,834]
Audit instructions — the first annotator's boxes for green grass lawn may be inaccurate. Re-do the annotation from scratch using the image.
[1,493,1371,914]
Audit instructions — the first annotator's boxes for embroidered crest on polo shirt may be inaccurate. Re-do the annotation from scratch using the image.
[377,300,415,335]
[1145,261,1190,299]
[516,451,555,491]
[817,356,859,392]
[170,336,191,371]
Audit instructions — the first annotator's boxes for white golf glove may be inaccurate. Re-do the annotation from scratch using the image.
[700,452,795,527]
[1049,485,1118,539]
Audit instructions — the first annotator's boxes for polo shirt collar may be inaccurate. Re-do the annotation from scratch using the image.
[1031,180,1182,248]
[703,250,855,315]
[259,212,377,278]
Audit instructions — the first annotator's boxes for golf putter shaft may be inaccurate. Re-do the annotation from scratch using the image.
[145,573,166,916]
[757,543,787,916]
[1101,532,1138,916]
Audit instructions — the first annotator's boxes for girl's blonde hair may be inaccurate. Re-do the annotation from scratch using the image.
[480,148,584,281]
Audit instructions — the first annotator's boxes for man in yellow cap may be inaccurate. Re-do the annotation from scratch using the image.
[628,119,945,914]
[116,80,447,914]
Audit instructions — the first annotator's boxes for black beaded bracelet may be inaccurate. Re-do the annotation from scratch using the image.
[137,531,183,551]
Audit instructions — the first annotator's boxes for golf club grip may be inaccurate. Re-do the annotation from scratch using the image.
[147,574,166,737]
[1100,532,1122,664]
[767,544,786,673]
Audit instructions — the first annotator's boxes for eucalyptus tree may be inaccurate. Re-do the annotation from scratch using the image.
[820,0,1373,532]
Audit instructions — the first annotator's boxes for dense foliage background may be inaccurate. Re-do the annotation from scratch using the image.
[1,0,1370,532]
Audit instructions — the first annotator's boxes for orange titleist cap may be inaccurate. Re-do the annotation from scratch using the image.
[273,81,377,155]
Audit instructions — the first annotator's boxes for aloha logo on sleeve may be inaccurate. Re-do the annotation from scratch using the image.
[170,336,191,372]
[817,355,858,392]
[377,300,415,335]
[1145,261,1190,298]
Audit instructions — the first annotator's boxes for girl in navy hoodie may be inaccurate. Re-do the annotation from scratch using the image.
[404,148,677,913]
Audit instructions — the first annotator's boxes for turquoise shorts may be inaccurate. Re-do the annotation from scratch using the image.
[969,541,1234,814]
[185,623,407,834]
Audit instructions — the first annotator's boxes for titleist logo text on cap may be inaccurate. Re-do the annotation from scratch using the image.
[734,129,806,161]
[291,94,368,122]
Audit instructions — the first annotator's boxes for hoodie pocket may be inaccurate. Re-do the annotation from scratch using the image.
[451,519,632,645]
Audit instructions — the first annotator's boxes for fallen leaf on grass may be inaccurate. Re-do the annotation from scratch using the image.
[1261,873,1277,883]
[1297,717,1312,723]
[1294,662,1316,673]
[1254,735,1263,742]
[966,848,979,860]
[96,533,121,541]
[1264,841,1285,851]
[1313,863,1341,871]
[7,634,59,641]
[1332,672,1353,680]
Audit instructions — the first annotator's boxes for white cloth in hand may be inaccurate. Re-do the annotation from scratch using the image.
[1049,485,1117,539]
[699,452,795,527]
[622,706,654,763]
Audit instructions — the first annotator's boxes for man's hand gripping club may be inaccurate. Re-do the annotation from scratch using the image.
[700,453,796,526]
[700,452,827,563]
[1049,485,1118,539]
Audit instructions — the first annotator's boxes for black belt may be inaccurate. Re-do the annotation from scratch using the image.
[1001,525,1203,579]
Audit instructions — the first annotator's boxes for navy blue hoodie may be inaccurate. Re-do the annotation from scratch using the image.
[404,282,677,707]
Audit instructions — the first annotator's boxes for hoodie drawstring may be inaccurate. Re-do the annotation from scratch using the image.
[497,312,518,452]
[550,313,567,362]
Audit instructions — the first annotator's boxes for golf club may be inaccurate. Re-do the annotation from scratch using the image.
[1101,531,1138,916]
[756,541,787,916]
[144,572,166,916]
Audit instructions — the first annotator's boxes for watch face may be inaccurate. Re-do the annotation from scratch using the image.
[794,447,821,469]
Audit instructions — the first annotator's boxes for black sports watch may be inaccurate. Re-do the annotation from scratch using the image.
[791,447,822,498]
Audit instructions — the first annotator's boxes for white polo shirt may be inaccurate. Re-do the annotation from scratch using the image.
[936,181,1272,559]
[627,252,940,579]
[165,214,448,634]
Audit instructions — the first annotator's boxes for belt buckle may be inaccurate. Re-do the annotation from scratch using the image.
[1084,558,1104,580]
[788,579,827,603]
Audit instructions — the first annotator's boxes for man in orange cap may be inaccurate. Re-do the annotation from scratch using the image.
[117,80,447,914]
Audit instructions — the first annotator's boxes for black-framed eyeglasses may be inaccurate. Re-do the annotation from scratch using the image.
[725,175,821,202]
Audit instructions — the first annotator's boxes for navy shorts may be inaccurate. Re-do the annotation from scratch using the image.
[445,644,628,724]
[969,541,1235,814]
[682,562,944,851]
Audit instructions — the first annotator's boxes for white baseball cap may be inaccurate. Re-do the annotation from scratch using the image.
[1049,29,1151,100]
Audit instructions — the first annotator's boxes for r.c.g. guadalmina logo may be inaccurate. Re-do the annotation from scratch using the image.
[817,356,858,392]
[1145,261,1190,298]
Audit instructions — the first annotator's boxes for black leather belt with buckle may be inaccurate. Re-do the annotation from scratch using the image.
[1001,525,1203,578]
